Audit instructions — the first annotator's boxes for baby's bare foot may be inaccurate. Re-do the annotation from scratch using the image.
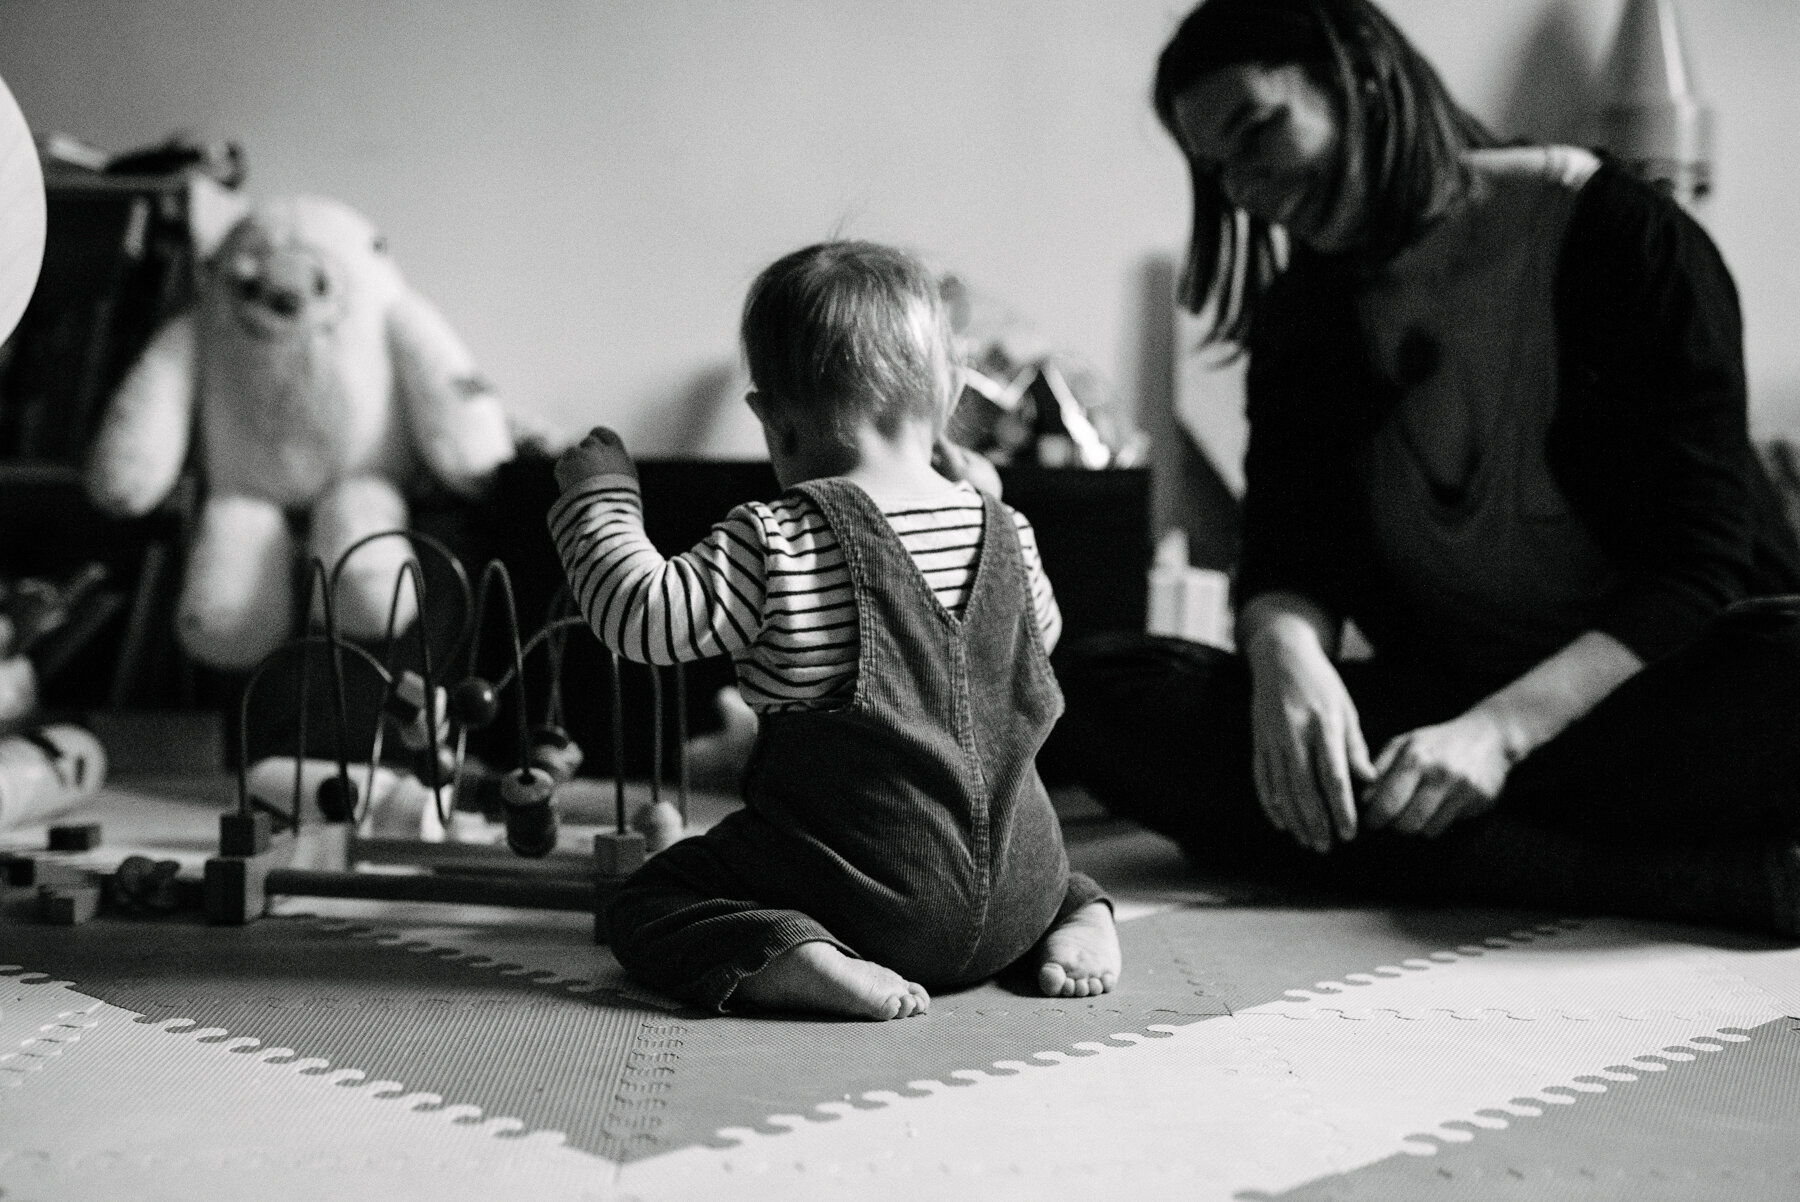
[734,941,930,1020]
[1037,901,1121,998]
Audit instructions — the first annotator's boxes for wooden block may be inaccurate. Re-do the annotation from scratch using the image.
[219,810,272,857]
[203,832,296,925]
[8,855,92,890]
[591,835,637,945]
[593,830,646,876]
[1,853,35,886]
[47,823,103,852]
[37,883,101,925]
[202,857,259,925]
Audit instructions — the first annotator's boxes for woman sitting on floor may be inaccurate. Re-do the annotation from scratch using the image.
[1046,0,1800,936]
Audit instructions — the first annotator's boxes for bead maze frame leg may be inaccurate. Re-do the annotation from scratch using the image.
[204,833,296,925]
[204,823,351,925]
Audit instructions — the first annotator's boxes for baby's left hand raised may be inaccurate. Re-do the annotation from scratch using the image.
[554,426,637,492]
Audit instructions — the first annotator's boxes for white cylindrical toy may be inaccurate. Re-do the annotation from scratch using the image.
[246,755,445,841]
[0,724,107,833]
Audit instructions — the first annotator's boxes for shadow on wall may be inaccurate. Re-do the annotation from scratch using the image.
[632,360,764,458]
[1494,2,1597,144]
[1753,381,1800,444]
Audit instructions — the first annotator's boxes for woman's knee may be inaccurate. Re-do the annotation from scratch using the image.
[1055,632,1245,721]
[1044,634,1259,847]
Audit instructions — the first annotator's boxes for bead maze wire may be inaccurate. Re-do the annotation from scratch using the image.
[229,529,689,861]
[232,557,386,837]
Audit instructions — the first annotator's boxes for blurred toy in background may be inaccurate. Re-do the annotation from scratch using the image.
[84,194,516,670]
[0,130,250,475]
[102,130,246,190]
[109,853,185,912]
[938,272,1146,470]
[0,75,111,838]
[0,562,127,730]
[41,128,245,190]
[0,723,106,835]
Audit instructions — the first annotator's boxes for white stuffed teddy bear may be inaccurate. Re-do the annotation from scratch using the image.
[85,195,514,669]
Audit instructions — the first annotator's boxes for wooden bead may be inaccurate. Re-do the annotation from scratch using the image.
[501,767,558,858]
[449,677,500,729]
[629,799,683,854]
[48,823,103,851]
[528,724,584,784]
[389,671,449,751]
[316,774,358,821]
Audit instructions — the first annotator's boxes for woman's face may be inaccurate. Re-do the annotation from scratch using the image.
[1171,61,1360,252]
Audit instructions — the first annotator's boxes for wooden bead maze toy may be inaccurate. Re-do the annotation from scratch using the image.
[202,530,692,940]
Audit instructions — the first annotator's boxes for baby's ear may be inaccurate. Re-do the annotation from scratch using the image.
[747,393,800,454]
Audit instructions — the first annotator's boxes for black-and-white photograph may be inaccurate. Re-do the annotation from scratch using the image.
[1,3,1797,1198]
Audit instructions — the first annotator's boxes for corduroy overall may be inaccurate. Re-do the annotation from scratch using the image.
[605,477,1105,1011]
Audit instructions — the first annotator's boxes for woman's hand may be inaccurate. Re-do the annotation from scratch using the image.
[1362,631,1645,839]
[1361,712,1511,838]
[1244,605,1373,854]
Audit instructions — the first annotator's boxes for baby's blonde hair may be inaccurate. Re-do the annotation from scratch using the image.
[741,240,954,448]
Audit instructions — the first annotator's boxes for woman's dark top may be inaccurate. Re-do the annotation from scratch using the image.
[1236,151,1800,691]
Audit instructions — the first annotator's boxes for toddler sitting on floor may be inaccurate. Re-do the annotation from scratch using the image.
[548,240,1120,1018]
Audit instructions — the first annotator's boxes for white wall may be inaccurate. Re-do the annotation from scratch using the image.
[3,0,1797,453]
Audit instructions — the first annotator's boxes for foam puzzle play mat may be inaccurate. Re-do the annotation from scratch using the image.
[4,767,1799,1202]
[0,534,1791,1202]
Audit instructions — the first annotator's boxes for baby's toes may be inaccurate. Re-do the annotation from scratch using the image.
[1037,962,1073,998]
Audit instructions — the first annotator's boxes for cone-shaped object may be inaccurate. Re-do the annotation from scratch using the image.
[1596,0,1713,206]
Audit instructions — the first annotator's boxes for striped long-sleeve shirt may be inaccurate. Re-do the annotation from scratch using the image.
[549,474,1062,712]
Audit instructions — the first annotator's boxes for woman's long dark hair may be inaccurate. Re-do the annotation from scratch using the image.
[1154,0,1497,344]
